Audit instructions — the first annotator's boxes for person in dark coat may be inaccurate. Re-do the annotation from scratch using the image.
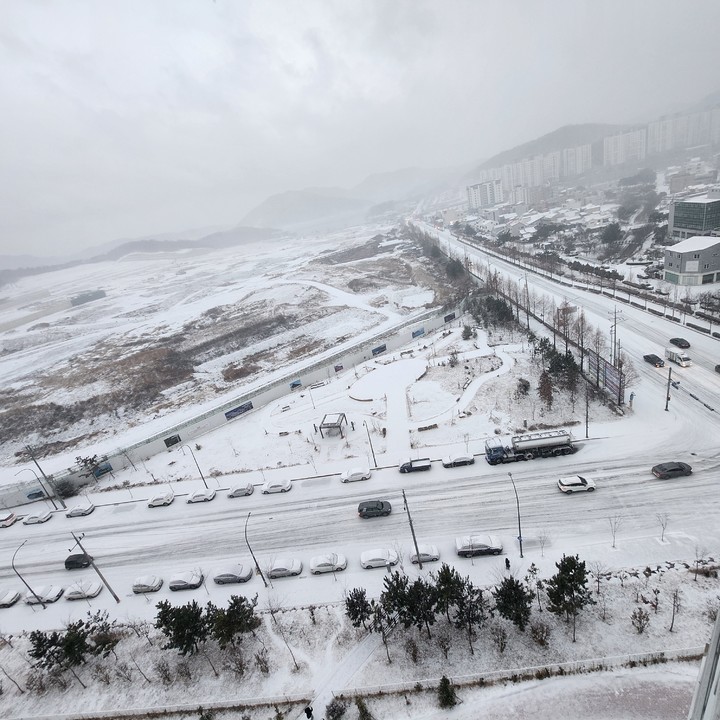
[505,558,511,571]
[304,706,314,719]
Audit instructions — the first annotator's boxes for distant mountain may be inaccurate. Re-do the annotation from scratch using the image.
[476,123,629,171]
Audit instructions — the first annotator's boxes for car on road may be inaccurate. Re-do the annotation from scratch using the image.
[340,467,372,483]
[455,535,503,557]
[261,479,292,494]
[228,483,254,498]
[669,337,690,349]
[187,489,216,503]
[24,585,64,605]
[65,580,103,601]
[65,553,93,570]
[441,454,475,468]
[268,558,303,578]
[652,462,693,479]
[557,475,596,493]
[0,590,21,608]
[358,500,392,518]
[715,364,720,374]
[360,548,399,569]
[169,570,204,591]
[132,575,163,594]
[148,491,174,508]
[410,544,440,564]
[310,553,347,574]
[643,354,665,367]
[23,511,52,525]
[212,564,253,585]
[0,512,18,528]
[66,503,95,518]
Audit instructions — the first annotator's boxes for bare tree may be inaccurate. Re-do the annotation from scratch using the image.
[656,513,669,542]
[608,515,623,549]
[694,545,709,582]
[537,529,550,558]
[669,588,682,632]
[589,561,610,594]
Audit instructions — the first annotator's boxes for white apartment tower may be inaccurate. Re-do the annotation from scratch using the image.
[467,179,504,209]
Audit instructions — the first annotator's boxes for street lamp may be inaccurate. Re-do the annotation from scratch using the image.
[363,421,377,468]
[244,512,268,588]
[12,540,45,609]
[15,467,58,510]
[181,445,208,489]
[508,472,524,559]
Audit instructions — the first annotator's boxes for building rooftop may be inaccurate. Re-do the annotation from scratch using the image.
[678,192,720,204]
[668,236,720,253]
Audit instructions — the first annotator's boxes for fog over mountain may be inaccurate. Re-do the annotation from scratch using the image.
[1,0,719,257]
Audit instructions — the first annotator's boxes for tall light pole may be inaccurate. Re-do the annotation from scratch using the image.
[508,472,523,559]
[363,421,377,468]
[181,445,208,489]
[402,489,423,570]
[15,468,57,510]
[244,512,268,588]
[12,540,45,609]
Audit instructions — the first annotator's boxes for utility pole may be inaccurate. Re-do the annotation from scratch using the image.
[12,540,45,609]
[72,532,121,603]
[585,383,590,439]
[25,445,66,509]
[402,489,423,570]
[244,512,268,588]
[363,421,377,468]
[665,366,673,412]
[181,445,208,489]
[508,472,524,559]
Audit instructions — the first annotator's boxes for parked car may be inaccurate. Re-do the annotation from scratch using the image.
[669,337,691,349]
[557,475,596,493]
[24,585,64,605]
[340,467,372,483]
[643,354,665,367]
[187,488,216,503]
[310,553,347,574]
[267,558,303,578]
[169,570,204,591]
[23,511,52,525]
[410,544,440,564]
[132,575,163,594]
[65,553,93,570]
[360,548,399,569]
[0,512,17,528]
[228,483,254,498]
[66,503,95,518]
[441,454,475,468]
[399,458,432,473]
[455,535,503,557]
[26,490,46,500]
[212,564,253,585]
[652,462,692,479]
[148,491,174,508]
[358,500,392,518]
[0,590,21,608]
[261,479,292,494]
[65,580,103,601]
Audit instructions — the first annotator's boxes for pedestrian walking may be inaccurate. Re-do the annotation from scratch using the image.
[304,706,314,719]
[505,558,511,571]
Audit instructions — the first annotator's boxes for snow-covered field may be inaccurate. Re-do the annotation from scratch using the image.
[1,224,719,719]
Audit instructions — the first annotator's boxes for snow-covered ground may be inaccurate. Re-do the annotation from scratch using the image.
[1,224,719,719]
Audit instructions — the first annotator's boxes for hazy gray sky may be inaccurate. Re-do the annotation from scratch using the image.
[2,0,719,257]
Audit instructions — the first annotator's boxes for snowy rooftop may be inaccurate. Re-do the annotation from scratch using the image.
[679,191,720,204]
[668,235,720,253]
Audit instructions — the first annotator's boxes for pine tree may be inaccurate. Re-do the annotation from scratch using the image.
[381,571,410,622]
[437,675,457,708]
[452,577,488,655]
[155,600,209,655]
[433,563,464,622]
[345,588,372,629]
[405,577,439,639]
[545,554,594,642]
[208,594,261,648]
[492,576,534,631]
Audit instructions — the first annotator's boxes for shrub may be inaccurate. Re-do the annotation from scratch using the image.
[491,625,508,653]
[355,697,373,720]
[325,697,348,720]
[631,608,650,634]
[530,620,551,647]
[437,675,457,708]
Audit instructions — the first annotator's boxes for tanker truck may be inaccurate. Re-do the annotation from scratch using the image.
[484,429,576,465]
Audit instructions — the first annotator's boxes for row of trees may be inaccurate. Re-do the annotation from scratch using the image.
[344,554,594,660]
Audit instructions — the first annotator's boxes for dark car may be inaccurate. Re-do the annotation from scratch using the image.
[651,462,692,479]
[715,364,720,374]
[65,553,93,570]
[669,337,690,349]
[643,354,665,368]
[358,500,392,518]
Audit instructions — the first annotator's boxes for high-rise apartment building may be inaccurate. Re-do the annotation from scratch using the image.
[467,179,504,209]
[603,128,647,166]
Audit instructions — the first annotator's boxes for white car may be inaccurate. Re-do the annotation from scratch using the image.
[148,491,174,508]
[213,564,253,585]
[261,479,292,494]
[0,590,21,608]
[360,548,399,569]
[410,544,441,564]
[557,475,596,493]
[66,503,96,518]
[24,585,64,605]
[340,467,372,483]
[187,488,216,503]
[23,511,52,525]
[65,580,103,601]
[169,570,204,591]
[310,553,348,574]
[228,483,254,498]
[455,535,503,558]
[268,557,303,578]
[441,454,475,468]
[0,511,18,528]
[132,575,163,594]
